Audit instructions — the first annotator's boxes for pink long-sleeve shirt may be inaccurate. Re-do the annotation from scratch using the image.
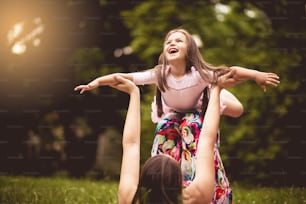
[132,66,225,123]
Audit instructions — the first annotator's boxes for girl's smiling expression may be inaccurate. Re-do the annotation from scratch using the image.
[163,31,188,64]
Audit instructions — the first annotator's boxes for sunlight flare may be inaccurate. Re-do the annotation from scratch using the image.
[7,17,45,55]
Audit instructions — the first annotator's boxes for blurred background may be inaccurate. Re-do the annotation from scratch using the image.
[0,0,305,186]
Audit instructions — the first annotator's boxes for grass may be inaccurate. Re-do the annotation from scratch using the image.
[231,182,306,204]
[0,176,305,204]
[0,176,117,204]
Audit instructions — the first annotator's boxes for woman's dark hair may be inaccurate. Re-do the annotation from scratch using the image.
[133,155,182,204]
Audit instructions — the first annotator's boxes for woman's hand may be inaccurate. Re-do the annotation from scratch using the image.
[216,69,239,89]
[110,75,138,95]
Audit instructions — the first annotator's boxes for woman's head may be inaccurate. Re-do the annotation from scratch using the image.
[134,154,182,204]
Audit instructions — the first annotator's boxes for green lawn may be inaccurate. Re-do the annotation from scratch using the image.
[0,176,117,204]
[0,176,305,204]
[231,182,306,204]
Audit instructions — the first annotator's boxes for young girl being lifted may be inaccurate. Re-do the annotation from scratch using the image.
[74,28,280,203]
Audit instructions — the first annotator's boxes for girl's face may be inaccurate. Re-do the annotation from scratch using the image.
[163,31,188,63]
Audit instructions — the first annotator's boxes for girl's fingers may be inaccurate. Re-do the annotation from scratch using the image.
[266,78,280,86]
[74,85,86,91]
[267,81,278,87]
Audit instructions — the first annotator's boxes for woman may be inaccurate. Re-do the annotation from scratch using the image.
[112,70,235,204]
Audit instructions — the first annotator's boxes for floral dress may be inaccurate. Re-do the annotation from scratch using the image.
[151,111,232,204]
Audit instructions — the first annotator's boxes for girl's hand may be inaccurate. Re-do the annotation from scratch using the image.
[74,81,99,94]
[254,71,280,92]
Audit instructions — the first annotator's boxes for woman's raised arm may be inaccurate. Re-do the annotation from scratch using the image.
[109,76,141,204]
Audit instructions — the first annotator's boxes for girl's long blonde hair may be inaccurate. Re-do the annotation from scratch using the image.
[155,28,228,117]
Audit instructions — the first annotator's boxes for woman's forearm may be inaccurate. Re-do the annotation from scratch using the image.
[117,78,140,204]
[186,85,222,203]
[122,87,140,146]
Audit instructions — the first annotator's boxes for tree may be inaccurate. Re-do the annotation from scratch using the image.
[120,0,305,186]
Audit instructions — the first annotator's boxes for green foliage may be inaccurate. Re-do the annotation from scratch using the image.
[121,1,180,64]
[120,0,303,184]
[69,47,124,98]
[61,0,305,185]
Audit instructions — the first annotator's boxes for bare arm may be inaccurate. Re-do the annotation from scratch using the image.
[230,66,280,92]
[74,73,134,94]
[110,76,140,204]
[183,85,221,204]
[183,70,236,204]
[218,66,280,117]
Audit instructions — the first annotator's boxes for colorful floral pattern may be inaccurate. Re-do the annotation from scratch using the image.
[151,111,232,204]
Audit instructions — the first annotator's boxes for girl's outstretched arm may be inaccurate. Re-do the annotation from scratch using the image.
[109,76,140,204]
[74,73,134,94]
[230,66,280,92]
